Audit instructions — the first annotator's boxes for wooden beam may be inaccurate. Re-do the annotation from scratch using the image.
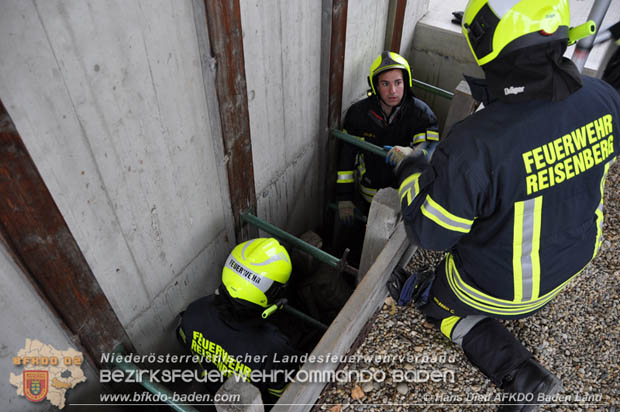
[323,0,348,220]
[385,0,407,53]
[0,99,134,368]
[203,0,258,242]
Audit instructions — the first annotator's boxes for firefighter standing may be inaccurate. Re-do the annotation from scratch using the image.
[386,0,619,410]
[177,238,301,408]
[335,52,438,262]
[336,52,438,219]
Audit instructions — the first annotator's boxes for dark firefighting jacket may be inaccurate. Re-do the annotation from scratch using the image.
[398,75,619,316]
[337,94,438,203]
[178,294,301,405]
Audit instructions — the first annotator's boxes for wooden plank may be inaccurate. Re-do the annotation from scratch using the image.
[203,0,257,241]
[273,222,410,412]
[385,0,408,52]
[358,188,401,281]
[0,99,134,368]
[324,0,349,211]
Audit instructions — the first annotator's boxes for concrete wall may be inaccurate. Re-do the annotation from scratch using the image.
[0,0,236,360]
[241,0,323,236]
[342,1,391,114]
[0,244,121,410]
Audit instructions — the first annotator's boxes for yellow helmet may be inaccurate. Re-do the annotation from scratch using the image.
[462,0,570,66]
[221,238,292,307]
[368,51,413,95]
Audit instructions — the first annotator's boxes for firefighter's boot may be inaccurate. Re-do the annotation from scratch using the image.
[456,318,561,411]
[498,358,563,412]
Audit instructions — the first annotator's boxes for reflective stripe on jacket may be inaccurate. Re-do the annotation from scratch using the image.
[398,76,619,314]
[336,95,438,202]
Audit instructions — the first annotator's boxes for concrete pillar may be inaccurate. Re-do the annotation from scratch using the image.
[358,188,401,281]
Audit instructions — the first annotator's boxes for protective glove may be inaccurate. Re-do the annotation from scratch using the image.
[384,145,413,167]
[386,267,435,307]
[337,200,355,226]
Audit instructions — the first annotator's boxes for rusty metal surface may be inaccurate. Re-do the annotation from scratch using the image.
[0,99,134,368]
[203,0,257,242]
[390,0,407,52]
[324,0,348,214]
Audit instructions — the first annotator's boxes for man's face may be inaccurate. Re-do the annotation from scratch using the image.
[376,69,405,108]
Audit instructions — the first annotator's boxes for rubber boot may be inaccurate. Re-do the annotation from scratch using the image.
[459,318,562,411]
[498,358,563,412]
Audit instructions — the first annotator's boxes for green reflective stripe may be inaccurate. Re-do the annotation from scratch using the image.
[593,159,613,258]
[445,253,586,315]
[421,195,474,233]
[412,132,426,144]
[512,197,543,302]
[178,327,186,343]
[426,130,439,141]
[440,316,460,340]
[337,170,354,184]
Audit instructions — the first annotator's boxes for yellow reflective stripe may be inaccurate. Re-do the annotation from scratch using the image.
[356,153,366,177]
[398,173,421,206]
[360,184,377,202]
[512,196,543,302]
[426,130,439,141]
[440,316,460,339]
[445,254,587,315]
[512,201,524,302]
[267,387,285,397]
[593,159,613,258]
[337,170,355,184]
[531,198,542,299]
[421,195,474,233]
[412,132,426,144]
[178,327,186,343]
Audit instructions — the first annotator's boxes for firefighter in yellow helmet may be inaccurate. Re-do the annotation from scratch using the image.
[334,51,438,263]
[177,238,301,408]
[386,0,619,410]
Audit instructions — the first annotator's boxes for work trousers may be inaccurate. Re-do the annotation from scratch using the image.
[418,257,545,386]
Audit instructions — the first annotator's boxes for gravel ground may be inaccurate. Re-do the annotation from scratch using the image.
[314,160,619,412]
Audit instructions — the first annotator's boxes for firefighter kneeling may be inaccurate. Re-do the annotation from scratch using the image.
[386,0,620,411]
[177,238,302,408]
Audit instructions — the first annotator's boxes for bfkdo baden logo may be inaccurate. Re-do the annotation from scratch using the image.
[10,339,87,409]
[23,370,49,402]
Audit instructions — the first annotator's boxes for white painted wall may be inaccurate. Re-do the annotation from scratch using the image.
[241,0,324,236]
[0,0,236,356]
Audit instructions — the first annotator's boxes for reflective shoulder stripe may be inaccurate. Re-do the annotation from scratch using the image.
[512,196,543,302]
[412,132,426,144]
[337,170,355,184]
[439,316,460,340]
[593,159,614,258]
[178,327,186,343]
[426,130,439,141]
[421,195,474,233]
